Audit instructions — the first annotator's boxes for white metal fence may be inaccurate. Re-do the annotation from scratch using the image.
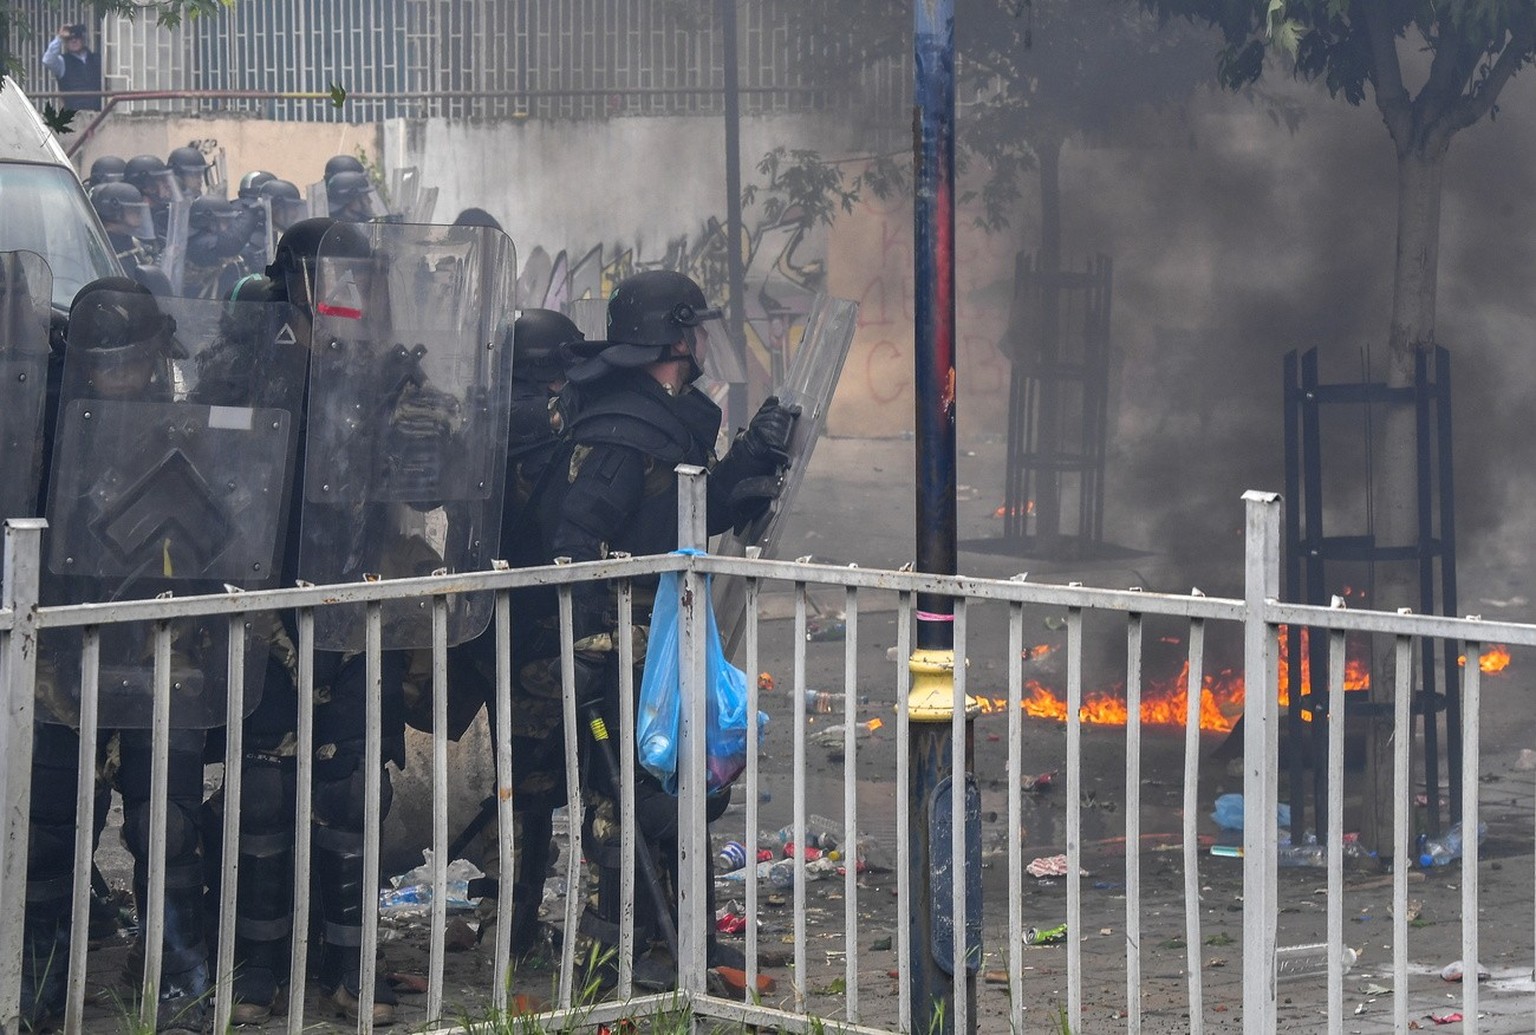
[12,0,907,124]
[1,475,1534,1033]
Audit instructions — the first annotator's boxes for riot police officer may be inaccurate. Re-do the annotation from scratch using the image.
[123,155,179,243]
[183,196,257,300]
[259,180,306,235]
[325,170,379,223]
[27,278,214,1033]
[166,146,210,200]
[89,181,172,296]
[213,218,408,1025]
[540,270,797,983]
[442,307,584,958]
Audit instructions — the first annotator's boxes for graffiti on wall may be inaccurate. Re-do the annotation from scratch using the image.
[515,209,827,387]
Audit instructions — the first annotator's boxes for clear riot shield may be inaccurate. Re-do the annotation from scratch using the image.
[389,167,439,224]
[301,221,517,651]
[307,179,329,220]
[565,296,607,341]
[41,292,309,727]
[208,149,229,200]
[266,194,308,245]
[160,197,190,295]
[715,294,859,659]
[0,251,52,521]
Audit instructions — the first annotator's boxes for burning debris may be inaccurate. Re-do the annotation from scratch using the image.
[966,628,1511,734]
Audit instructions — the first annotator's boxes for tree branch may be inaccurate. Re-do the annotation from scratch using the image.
[1363,3,1412,142]
[1423,18,1475,106]
[1446,25,1536,134]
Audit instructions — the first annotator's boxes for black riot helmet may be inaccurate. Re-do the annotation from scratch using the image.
[90,182,154,238]
[259,178,306,232]
[452,207,502,231]
[606,270,720,349]
[323,154,366,183]
[188,195,236,232]
[512,309,582,385]
[123,154,176,206]
[238,170,276,200]
[260,179,301,202]
[326,170,377,221]
[87,155,125,187]
[66,277,177,395]
[563,271,722,384]
[326,171,371,200]
[167,146,209,195]
[266,217,369,316]
[123,154,165,187]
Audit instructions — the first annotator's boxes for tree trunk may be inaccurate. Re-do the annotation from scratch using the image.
[1375,144,1447,554]
[1363,142,1449,854]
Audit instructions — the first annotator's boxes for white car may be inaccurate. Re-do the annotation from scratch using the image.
[0,78,121,311]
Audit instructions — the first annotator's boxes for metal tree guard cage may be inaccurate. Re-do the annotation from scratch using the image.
[1282,345,1460,841]
[999,252,1112,556]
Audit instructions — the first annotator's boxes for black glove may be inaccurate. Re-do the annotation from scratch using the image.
[531,648,608,706]
[568,650,609,711]
[728,474,783,533]
[736,396,801,466]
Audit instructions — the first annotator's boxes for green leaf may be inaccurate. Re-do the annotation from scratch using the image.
[328,82,348,109]
[1271,18,1305,59]
[41,102,78,135]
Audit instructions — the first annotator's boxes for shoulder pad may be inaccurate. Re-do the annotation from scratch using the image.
[569,390,692,464]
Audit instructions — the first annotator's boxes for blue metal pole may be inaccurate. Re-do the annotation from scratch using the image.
[913,3,957,610]
[909,2,976,1033]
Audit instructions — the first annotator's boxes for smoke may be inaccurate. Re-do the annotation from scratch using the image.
[1006,72,1536,599]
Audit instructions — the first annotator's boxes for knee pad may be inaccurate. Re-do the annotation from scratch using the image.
[312,746,393,833]
[123,795,202,867]
[238,751,296,835]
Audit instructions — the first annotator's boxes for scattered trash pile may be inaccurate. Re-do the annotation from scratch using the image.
[379,850,484,914]
[714,815,893,890]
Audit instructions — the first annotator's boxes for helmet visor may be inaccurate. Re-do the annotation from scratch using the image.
[692,313,745,384]
[118,198,156,241]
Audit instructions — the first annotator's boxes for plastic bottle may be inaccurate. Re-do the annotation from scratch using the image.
[773,815,842,851]
[765,859,796,889]
[805,690,843,714]
[1275,842,1325,868]
[1275,943,1357,981]
[1418,821,1487,868]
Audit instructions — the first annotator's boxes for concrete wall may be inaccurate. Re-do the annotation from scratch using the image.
[381,113,1021,438]
[73,114,381,197]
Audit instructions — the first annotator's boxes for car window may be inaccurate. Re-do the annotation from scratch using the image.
[0,162,119,309]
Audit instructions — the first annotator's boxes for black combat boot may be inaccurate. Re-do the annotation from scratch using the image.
[20,879,71,1031]
[135,865,212,1034]
[313,828,397,1026]
[227,829,294,1025]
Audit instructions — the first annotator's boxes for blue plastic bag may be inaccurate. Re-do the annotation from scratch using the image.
[637,551,767,795]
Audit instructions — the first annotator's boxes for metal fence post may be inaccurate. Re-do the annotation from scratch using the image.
[675,465,710,999]
[1241,491,1281,1035]
[0,519,46,1030]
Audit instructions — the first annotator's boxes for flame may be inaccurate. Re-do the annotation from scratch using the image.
[993,500,1037,518]
[977,626,1512,734]
[1275,626,1373,707]
[1458,644,1512,673]
[1002,664,1245,732]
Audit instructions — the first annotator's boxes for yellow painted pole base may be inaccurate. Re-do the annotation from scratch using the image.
[907,647,980,722]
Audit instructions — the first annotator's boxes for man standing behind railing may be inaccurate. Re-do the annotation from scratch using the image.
[535,270,798,987]
[41,24,102,112]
